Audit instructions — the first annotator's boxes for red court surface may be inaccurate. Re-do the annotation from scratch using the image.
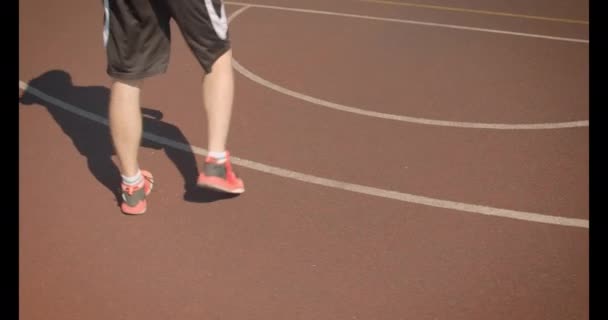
[19,0,589,319]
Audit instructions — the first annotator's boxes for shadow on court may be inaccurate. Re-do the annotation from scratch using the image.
[19,69,239,207]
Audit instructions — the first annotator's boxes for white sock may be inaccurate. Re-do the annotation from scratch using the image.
[208,151,227,162]
[122,169,143,186]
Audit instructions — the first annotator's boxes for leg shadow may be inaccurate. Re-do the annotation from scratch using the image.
[19,69,240,206]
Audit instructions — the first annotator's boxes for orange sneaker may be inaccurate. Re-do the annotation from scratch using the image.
[197,152,244,194]
[120,170,154,215]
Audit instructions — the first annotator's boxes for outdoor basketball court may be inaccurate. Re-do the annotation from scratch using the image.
[19,0,588,319]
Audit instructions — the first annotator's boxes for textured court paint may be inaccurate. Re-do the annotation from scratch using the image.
[18,81,589,229]
[228,6,589,130]
[225,1,589,43]
[359,0,588,24]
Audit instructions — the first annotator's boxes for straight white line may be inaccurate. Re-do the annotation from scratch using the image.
[359,0,589,25]
[225,1,588,44]
[18,80,589,229]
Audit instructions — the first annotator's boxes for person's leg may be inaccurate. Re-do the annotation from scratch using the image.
[203,48,234,156]
[103,0,171,213]
[108,78,155,213]
[169,0,244,193]
[109,79,142,178]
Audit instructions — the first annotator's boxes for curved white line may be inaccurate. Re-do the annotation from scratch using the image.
[225,2,589,44]
[228,4,250,22]
[232,59,589,130]
[227,6,589,130]
[18,80,589,229]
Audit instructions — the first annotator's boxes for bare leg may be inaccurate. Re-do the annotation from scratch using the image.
[196,48,244,193]
[109,79,143,177]
[203,49,234,154]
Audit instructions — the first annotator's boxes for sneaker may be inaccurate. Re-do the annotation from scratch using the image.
[120,170,154,215]
[196,152,244,194]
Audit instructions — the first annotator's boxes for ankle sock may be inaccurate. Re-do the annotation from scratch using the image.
[122,169,143,186]
[208,151,227,163]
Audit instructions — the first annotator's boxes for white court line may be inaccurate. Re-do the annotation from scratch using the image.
[232,59,589,130]
[225,1,589,44]
[358,0,588,25]
[18,81,589,229]
[227,5,589,130]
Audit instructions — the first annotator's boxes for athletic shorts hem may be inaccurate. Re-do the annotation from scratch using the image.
[106,65,168,81]
[200,44,231,74]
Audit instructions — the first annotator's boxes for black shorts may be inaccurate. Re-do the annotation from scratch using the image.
[102,0,231,79]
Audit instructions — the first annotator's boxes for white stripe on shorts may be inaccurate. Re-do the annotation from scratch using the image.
[103,0,110,47]
[204,0,228,40]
